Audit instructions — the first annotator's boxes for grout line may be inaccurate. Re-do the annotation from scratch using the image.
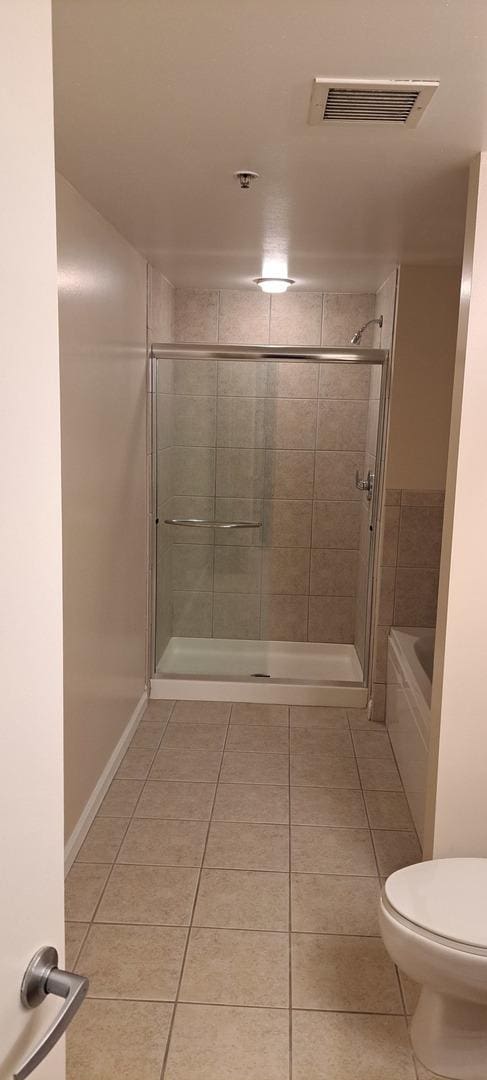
[158,705,233,1079]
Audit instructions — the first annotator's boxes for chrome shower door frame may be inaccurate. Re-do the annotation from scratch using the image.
[149,342,390,699]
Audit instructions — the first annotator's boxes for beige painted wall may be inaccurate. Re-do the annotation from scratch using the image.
[57,175,148,840]
[425,155,487,858]
[387,265,461,490]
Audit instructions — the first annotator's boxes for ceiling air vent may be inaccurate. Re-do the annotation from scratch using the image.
[308,78,438,128]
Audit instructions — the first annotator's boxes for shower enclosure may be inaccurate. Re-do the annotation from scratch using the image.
[150,343,389,706]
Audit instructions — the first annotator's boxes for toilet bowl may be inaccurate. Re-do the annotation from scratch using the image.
[379,858,487,1080]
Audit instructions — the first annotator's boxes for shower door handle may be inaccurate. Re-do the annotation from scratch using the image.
[14,947,88,1079]
[164,518,262,530]
[355,470,374,501]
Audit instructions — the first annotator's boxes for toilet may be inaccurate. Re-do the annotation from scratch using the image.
[379,858,487,1080]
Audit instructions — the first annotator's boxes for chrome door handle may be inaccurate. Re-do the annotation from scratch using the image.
[14,946,88,1080]
[355,469,375,501]
[164,518,262,529]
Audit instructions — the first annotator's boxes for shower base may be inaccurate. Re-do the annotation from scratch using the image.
[151,636,368,707]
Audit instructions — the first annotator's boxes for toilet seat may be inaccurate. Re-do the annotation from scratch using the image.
[384,858,487,953]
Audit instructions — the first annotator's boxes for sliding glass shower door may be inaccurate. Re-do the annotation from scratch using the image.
[152,346,387,688]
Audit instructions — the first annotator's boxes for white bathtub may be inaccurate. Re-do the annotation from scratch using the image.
[386,627,435,846]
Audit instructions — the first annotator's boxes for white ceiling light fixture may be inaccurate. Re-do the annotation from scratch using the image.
[254,277,295,294]
[308,78,439,127]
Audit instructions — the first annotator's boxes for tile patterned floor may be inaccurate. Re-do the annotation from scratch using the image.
[65,699,443,1079]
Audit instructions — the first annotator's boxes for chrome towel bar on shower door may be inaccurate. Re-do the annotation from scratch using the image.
[164,518,262,530]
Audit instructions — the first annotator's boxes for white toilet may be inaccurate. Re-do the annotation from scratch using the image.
[379,858,487,1080]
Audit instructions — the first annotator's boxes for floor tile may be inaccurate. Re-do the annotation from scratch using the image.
[144,700,175,721]
[347,709,384,730]
[292,1011,416,1080]
[358,756,402,791]
[291,874,380,935]
[65,922,89,969]
[290,728,353,756]
[213,783,289,824]
[414,1058,450,1079]
[116,747,155,780]
[95,864,198,925]
[98,779,144,817]
[291,752,360,788]
[78,923,187,1000]
[171,700,231,723]
[291,826,377,875]
[365,790,414,830]
[220,751,288,786]
[291,786,367,827]
[67,999,173,1080]
[352,730,394,761]
[65,863,111,921]
[180,927,289,1007]
[135,780,216,820]
[76,817,129,863]
[292,933,402,1012]
[399,970,421,1014]
[165,1003,289,1080]
[372,830,422,877]
[194,869,289,931]
[205,821,289,871]
[150,748,223,782]
[226,721,289,753]
[160,719,228,751]
[131,720,167,750]
[291,705,348,730]
[230,702,289,725]
[117,817,208,866]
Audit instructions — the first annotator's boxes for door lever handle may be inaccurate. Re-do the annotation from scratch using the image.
[14,946,88,1079]
[355,469,375,501]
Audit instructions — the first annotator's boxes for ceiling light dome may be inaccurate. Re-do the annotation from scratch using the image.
[254,277,295,294]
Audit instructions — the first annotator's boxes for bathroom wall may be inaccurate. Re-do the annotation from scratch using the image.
[57,174,148,840]
[155,288,378,657]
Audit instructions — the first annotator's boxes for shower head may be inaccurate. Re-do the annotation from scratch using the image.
[351,315,383,345]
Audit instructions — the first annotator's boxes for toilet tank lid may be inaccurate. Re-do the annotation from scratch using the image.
[384,858,487,949]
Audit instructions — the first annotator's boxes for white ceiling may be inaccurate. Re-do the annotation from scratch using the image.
[52,0,487,291]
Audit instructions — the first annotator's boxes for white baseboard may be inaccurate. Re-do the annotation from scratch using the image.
[64,689,148,875]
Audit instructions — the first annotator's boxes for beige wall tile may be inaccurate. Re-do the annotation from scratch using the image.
[78,923,187,1000]
[378,565,395,624]
[172,591,213,636]
[312,501,361,549]
[156,393,174,449]
[216,447,265,498]
[291,874,380,935]
[180,926,288,1007]
[314,451,363,501]
[261,548,310,595]
[373,625,390,683]
[292,933,402,1013]
[148,265,175,341]
[217,358,267,396]
[393,567,439,626]
[175,288,218,342]
[215,498,263,545]
[308,595,355,643]
[270,292,323,345]
[310,549,358,596]
[292,1010,416,1080]
[382,506,400,566]
[173,358,217,396]
[67,999,172,1080]
[172,395,216,447]
[214,546,262,593]
[317,400,368,451]
[266,360,319,397]
[212,593,260,639]
[165,496,215,544]
[218,289,270,344]
[193,868,289,930]
[265,397,317,449]
[216,397,266,448]
[171,545,214,591]
[263,500,312,548]
[260,594,308,641]
[319,362,370,399]
[397,505,444,567]
[264,450,314,499]
[171,446,215,496]
[165,1003,289,1080]
[322,293,375,347]
[401,489,445,507]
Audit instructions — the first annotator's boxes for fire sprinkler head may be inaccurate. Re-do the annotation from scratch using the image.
[234,170,260,190]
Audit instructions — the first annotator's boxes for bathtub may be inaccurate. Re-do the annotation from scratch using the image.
[386,627,435,846]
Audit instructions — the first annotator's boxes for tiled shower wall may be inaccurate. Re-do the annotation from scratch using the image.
[155,288,381,656]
